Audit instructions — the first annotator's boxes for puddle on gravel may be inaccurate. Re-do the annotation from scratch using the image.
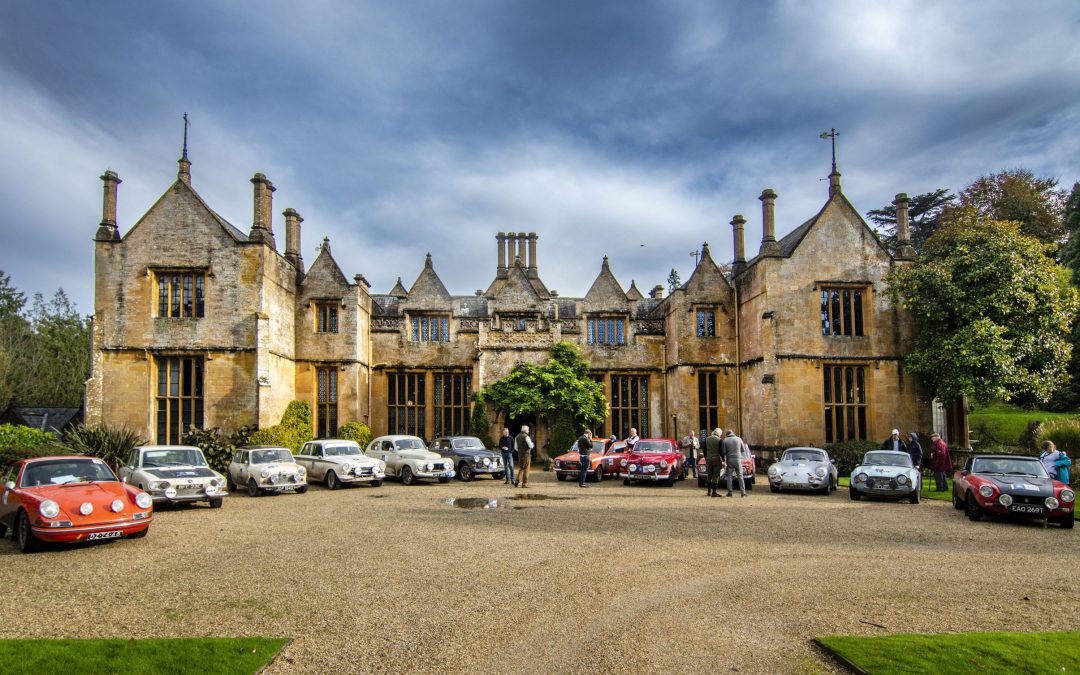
[508,494,575,501]
[442,494,576,509]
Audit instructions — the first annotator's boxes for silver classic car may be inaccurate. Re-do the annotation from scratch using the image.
[119,445,227,508]
[365,435,454,485]
[767,447,838,494]
[849,450,921,503]
[295,439,386,489]
[227,446,308,497]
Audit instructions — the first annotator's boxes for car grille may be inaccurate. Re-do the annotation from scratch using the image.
[354,467,374,476]
[1009,494,1045,506]
[870,478,897,490]
[176,483,205,492]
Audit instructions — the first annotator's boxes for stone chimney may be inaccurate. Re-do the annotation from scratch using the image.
[506,231,518,266]
[496,232,507,277]
[95,171,121,242]
[731,214,746,274]
[283,208,304,272]
[650,284,664,299]
[516,233,526,266]
[249,173,277,247]
[527,232,538,277]
[893,193,916,259]
[828,169,842,198]
[758,189,780,257]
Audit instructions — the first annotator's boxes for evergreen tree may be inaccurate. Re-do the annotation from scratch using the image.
[666,268,680,294]
[468,391,494,447]
[866,188,955,255]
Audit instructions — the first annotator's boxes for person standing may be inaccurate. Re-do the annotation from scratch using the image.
[1040,440,1071,483]
[704,428,724,497]
[722,429,747,497]
[515,425,534,488]
[576,428,593,487]
[681,430,699,478]
[929,432,950,492]
[626,428,640,451]
[882,429,907,453]
[906,432,923,475]
[498,428,515,486]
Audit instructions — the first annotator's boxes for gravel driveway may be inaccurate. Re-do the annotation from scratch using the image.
[2,472,1077,673]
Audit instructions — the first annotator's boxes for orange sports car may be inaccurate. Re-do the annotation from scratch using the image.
[554,438,625,482]
[0,456,153,553]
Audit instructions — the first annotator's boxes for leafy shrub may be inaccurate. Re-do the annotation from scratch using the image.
[58,423,146,472]
[247,401,313,453]
[0,445,56,469]
[0,423,55,450]
[337,421,372,448]
[468,392,494,448]
[1037,419,1080,458]
[824,440,881,476]
[547,410,577,460]
[183,425,255,476]
[1019,419,1044,453]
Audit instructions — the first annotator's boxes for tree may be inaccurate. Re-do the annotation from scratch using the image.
[958,168,1067,245]
[1057,182,1080,276]
[887,209,1079,405]
[23,290,91,408]
[482,342,606,456]
[0,271,31,409]
[866,188,956,255]
[468,390,494,448]
[666,268,680,295]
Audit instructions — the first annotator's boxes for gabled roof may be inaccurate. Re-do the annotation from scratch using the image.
[626,280,644,300]
[583,256,629,310]
[490,262,542,312]
[402,254,452,310]
[683,242,732,292]
[388,277,409,299]
[301,237,351,291]
[123,178,249,243]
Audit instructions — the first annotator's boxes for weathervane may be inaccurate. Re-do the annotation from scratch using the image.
[819,128,839,173]
[182,113,190,160]
[690,250,699,267]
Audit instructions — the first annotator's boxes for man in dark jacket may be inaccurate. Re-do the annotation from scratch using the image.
[881,429,907,454]
[906,432,923,473]
[576,429,593,487]
[514,425,534,488]
[722,430,747,497]
[704,428,724,497]
[498,428,515,486]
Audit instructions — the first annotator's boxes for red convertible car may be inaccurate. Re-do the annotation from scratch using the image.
[0,456,154,552]
[622,439,685,486]
[696,448,756,489]
[554,438,626,482]
[953,454,1074,528]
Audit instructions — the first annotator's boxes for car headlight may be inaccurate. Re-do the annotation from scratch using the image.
[150,480,170,491]
[998,493,1013,507]
[135,493,152,509]
[1046,496,1060,510]
[79,502,94,516]
[342,462,353,472]
[297,466,306,475]
[1060,489,1075,503]
[620,459,627,467]
[628,464,637,472]
[210,477,224,487]
[814,467,826,478]
[978,485,995,499]
[768,466,780,476]
[260,469,270,478]
[854,473,868,483]
[40,500,60,519]
[482,457,491,466]
[164,487,177,498]
[111,499,124,513]
[897,475,909,486]
[660,460,668,469]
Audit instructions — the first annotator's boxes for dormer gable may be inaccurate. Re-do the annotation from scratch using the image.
[583,256,629,311]
[121,178,249,244]
[684,242,732,294]
[490,261,542,313]
[301,237,352,295]
[402,253,452,311]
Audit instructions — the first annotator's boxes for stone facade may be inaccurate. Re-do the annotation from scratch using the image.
[87,155,934,452]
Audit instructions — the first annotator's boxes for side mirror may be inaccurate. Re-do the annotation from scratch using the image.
[4,481,14,490]
[121,476,127,484]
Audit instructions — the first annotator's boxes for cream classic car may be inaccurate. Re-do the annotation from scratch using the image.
[227,446,308,497]
[295,439,386,489]
[119,445,226,508]
[365,435,454,485]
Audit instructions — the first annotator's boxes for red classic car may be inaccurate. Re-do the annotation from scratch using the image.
[0,456,154,552]
[622,439,685,486]
[696,447,756,490]
[554,439,622,482]
[953,454,1074,528]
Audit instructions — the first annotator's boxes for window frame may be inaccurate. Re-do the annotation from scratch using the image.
[433,372,472,438]
[586,316,627,346]
[610,374,649,438]
[695,308,717,338]
[315,302,340,334]
[154,355,205,444]
[316,366,338,439]
[154,270,206,319]
[823,363,869,443]
[409,315,450,343]
[819,284,867,337]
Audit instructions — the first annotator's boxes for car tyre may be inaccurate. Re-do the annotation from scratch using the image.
[849,485,861,500]
[593,466,604,483]
[1060,511,1074,529]
[623,477,631,486]
[556,472,567,481]
[492,471,505,480]
[296,485,309,494]
[325,470,341,490]
[697,476,706,488]
[745,477,754,492]
[16,510,40,553]
[0,522,7,538]
[128,526,149,539]
[909,486,921,504]
[965,491,983,521]
[438,476,450,483]
[952,487,964,510]
[769,484,780,493]
[401,466,415,486]
[458,462,473,482]
[247,479,261,498]
[370,479,383,488]
[208,498,223,509]
[226,475,236,492]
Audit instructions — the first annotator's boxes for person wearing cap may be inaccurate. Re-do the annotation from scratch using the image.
[881,429,908,454]
[704,428,724,497]
[929,432,951,491]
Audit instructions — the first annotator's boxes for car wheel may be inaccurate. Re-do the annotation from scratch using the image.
[16,510,40,553]
[965,491,983,521]
[746,478,754,492]
[208,498,223,508]
[492,471,505,480]
[697,476,705,488]
[458,462,473,482]
[849,485,861,500]
[909,486,921,504]
[296,485,309,494]
[401,466,415,486]
[556,473,567,481]
[593,466,604,483]
[0,522,7,538]
[623,477,631,486]
[325,471,340,490]
[1060,511,1074,529]
[226,475,236,492]
[952,487,964,510]
[128,526,149,539]
[370,479,383,488]
[769,484,780,493]
[819,481,830,495]
[438,476,450,483]
[677,465,687,481]
[247,479,261,498]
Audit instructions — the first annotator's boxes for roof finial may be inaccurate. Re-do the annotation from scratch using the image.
[177,113,192,184]
[601,255,610,271]
[819,128,839,174]
[182,113,190,161]
[425,252,433,268]
[322,236,331,253]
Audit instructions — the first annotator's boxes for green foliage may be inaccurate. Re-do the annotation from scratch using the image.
[823,439,880,476]
[58,423,146,472]
[337,421,372,447]
[867,188,956,255]
[548,410,578,456]
[468,391,494,448]
[888,211,1079,404]
[666,268,680,294]
[0,422,55,449]
[959,168,1068,245]
[1036,418,1080,458]
[182,425,255,476]
[0,444,56,469]
[968,402,1080,448]
[247,401,313,453]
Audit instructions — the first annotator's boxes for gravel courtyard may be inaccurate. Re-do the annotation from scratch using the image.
[2,471,1077,674]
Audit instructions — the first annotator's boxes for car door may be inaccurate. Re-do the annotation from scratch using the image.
[309,444,327,481]
[118,449,139,483]
[378,440,400,475]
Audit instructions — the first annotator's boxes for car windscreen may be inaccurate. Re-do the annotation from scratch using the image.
[252,449,293,464]
[325,444,362,457]
[972,457,1049,478]
[21,458,118,487]
[783,450,825,463]
[395,438,427,450]
[864,453,912,467]
[143,449,207,467]
[452,437,486,450]
[634,441,671,453]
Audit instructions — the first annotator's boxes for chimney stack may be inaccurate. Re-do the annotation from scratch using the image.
[828,169,842,198]
[731,214,746,274]
[506,231,517,266]
[496,232,507,276]
[758,189,780,257]
[893,193,915,259]
[527,232,538,276]
[96,171,122,242]
[249,173,277,247]
[650,284,664,299]
[283,208,304,272]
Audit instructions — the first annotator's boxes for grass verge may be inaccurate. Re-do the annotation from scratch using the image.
[0,637,287,674]
[816,631,1080,674]
[969,402,1080,447]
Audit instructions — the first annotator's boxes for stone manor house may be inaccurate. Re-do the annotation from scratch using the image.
[86,149,950,452]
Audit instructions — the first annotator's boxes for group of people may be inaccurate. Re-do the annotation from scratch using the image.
[497,426,536,488]
[882,428,952,492]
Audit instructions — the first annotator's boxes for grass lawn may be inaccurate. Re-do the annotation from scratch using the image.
[969,401,1080,446]
[817,630,1080,674]
[0,637,287,674]
[838,475,952,501]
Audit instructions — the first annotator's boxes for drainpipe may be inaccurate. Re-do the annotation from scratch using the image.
[734,284,742,437]
[662,341,669,437]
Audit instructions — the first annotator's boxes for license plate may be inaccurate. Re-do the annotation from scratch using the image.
[1010,504,1044,515]
[86,531,122,540]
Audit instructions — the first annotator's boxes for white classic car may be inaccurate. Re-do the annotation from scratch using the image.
[119,445,227,508]
[849,450,921,503]
[767,447,838,494]
[295,439,386,489]
[365,435,455,485]
[227,446,308,497]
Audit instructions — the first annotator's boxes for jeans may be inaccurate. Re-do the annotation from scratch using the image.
[935,470,948,491]
[685,453,697,478]
[501,451,515,484]
[725,462,745,495]
[578,454,590,485]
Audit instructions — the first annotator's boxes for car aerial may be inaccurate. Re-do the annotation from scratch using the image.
[365,435,455,485]
[119,445,226,507]
[849,450,921,503]
[767,447,838,494]
[953,454,1074,528]
[0,456,153,552]
[553,438,615,482]
[696,445,757,490]
[295,439,386,489]
[227,446,308,497]
[622,438,685,486]
[429,436,505,481]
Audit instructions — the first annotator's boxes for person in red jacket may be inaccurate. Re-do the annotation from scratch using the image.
[929,432,951,492]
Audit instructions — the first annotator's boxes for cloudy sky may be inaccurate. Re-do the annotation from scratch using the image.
[1,1,1078,313]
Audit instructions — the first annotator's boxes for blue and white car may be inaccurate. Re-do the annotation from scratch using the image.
[849,450,921,503]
